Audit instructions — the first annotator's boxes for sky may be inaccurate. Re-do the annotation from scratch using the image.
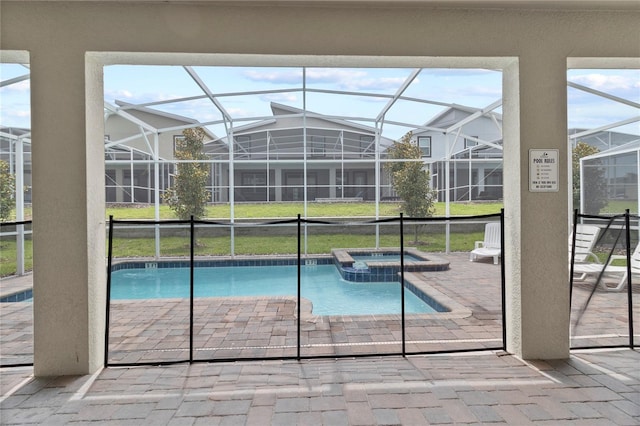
[0,64,638,142]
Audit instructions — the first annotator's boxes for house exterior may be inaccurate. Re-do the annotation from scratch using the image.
[104,101,223,203]
[580,140,640,214]
[216,102,396,203]
[104,102,510,206]
[6,104,637,209]
[104,101,398,204]
[410,106,504,202]
[411,107,640,205]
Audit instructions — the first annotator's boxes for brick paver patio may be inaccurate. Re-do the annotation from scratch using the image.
[1,349,639,424]
[1,252,639,424]
[1,253,638,366]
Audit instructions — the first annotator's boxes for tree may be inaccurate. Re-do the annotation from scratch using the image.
[163,127,210,220]
[385,132,437,242]
[572,141,607,214]
[0,160,15,222]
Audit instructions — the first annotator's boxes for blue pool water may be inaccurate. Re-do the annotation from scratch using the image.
[110,264,437,316]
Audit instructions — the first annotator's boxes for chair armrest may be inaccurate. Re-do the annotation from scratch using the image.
[583,251,601,264]
[474,241,484,249]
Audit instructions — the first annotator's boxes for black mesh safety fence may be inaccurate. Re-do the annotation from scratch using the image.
[570,210,637,350]
[103,212,505,366]
[5,209,637,369]
[106,220,192,365]
[0,220,34,367]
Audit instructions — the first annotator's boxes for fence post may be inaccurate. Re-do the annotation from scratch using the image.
[297,214,301,360]
[190,216,195,363]
[569,209,579,307]
[400,213,406,357]
[625,210,634,349]
[500,209,506,351]
[104,215,114,367]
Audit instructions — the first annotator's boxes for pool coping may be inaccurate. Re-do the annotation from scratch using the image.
[332,247,450,269]
[331,247,450,283]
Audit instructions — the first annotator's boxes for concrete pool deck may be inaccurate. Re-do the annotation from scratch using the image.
[1,252,639,424]
[1,349,639,424]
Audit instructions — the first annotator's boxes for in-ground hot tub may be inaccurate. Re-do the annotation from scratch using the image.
[332,248,450,282]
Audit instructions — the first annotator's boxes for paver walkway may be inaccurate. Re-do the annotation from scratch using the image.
[1,349,639,425]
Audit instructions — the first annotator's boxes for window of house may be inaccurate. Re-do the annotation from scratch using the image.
[464,137,478,149]
[173,135,185,155]
[242,172,266,187]
[360,135,374,157]
[310,136,325,157]
[360,135,374,151]
[236,135,251,158]
[418,136,432,157]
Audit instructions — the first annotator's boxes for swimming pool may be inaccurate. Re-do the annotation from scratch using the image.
[110,263,440,316]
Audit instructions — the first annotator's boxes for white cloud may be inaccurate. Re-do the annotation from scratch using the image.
[0,107,31,128]
[0,79,30,92]
[569,73,640,94]
[242,69,302,85]
[259,93,298,103]
[242,68,406,92]
[438,85,501,99]
[11,110,31,118]
[343,76,409,91]
[421,69,497,77]
[104,88,134,102]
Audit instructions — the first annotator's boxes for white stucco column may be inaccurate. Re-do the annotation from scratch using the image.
[31,51,105,376]
[503,56,570,359]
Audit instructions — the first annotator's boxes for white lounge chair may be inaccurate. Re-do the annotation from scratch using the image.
[470,222,501,265]
[573,243,640,291]
[570,224,601,265]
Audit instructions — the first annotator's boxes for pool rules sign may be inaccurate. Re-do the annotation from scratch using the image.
[529,149,559,192]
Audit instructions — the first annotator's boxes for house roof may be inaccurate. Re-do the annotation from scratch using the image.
[215,101,395,148]
[423,105,502,129]
[112,100,219,140]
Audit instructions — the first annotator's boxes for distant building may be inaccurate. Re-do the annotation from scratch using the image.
[411,106,503,202]
[2,105,637,208]
[104,100,219,203]
[105,101,396,204]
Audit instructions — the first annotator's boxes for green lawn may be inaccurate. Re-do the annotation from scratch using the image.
[0,239,33,277]
[4,198,636,221]
[104,200,637,219]
[105,201,503,220]
[109,231,483,258]
[2,201,502,276]
[599,200,638,215]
